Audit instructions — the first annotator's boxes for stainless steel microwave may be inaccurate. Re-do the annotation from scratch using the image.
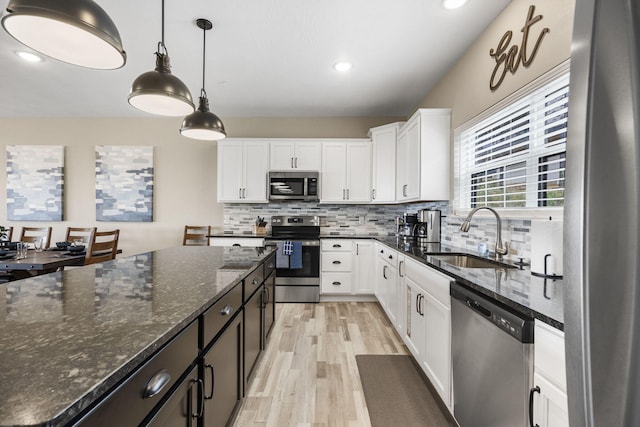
[268,171,319,201]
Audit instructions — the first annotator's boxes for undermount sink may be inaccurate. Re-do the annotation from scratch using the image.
[430,254,516,269]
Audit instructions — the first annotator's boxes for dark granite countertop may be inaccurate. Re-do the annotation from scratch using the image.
[212,231,563,328]
[374,236,564,330]
[0,245,274,427]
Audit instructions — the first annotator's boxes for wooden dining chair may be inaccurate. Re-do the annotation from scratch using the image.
[85,230,120,265]
[65,227,97,245]
[183,225,211,246]
[20,226,52,249]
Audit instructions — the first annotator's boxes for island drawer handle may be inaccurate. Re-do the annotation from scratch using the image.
[332,260,341,264]
[142,369,171,398]
[220,305,233,316]
[204,364,215,400]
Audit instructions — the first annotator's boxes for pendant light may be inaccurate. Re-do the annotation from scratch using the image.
[180,19,226,140]
[128,0,194,116]
[1,0,126,69]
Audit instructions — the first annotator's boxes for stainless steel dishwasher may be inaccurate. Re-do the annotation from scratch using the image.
[450,282,534,427]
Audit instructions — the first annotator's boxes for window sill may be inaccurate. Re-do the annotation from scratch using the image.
[451,207,564,221]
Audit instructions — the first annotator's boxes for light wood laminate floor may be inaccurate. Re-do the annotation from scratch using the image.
[233,302,408,427]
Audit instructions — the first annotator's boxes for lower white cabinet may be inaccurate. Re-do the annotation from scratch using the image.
[353,240,374,294]
[531,321,569,427]
[321,239,375,296]
[403,257,453,409]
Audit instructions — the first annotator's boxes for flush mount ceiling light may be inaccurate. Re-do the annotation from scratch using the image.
[442,0,468,9]
[128,0,194,116]
[180,18,226,141]
[14,49,44,63]
[1,0,126,69]
[334,61,352,72]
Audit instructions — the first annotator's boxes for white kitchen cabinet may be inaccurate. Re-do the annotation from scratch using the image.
[396,109,451,202]
[217,140,269,203]
[369,123,402,203]
[532,321,569,427]
[353,240,374,294]
[403,257,452,408]
[320,140,371,203]
[270,140,321,171]
[320,239,353,294]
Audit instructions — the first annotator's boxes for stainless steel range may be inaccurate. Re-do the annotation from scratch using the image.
[265,215,320,303]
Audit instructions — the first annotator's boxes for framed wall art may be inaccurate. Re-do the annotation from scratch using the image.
[96,145,154,222]
[6,145,64,221]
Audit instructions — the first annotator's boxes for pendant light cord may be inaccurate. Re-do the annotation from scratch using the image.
[157,0,167,55]
[201,23,207,98]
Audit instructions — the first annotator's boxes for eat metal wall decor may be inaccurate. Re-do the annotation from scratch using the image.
[489,5,550,91]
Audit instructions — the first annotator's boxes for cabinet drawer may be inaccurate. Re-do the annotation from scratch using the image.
[244,266,264,301]
[377,247,399,268]
[321,272,352,294]
[321,252,352,271]
[321,239,353,252]
[534,321,566,392]
[405,258,452,307]
[202,284,243,348]
[74,322,198,427]
[264,253,276,278]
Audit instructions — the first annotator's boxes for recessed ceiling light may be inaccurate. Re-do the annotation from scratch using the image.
[14,50,44,63]
[334,61,352,72]
[442,0,468,9]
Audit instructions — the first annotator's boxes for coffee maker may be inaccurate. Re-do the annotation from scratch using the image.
[415,209,441,245]
[396,213,418,239]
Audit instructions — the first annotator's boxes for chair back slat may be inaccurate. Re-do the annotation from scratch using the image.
[85,230,120,265]
[183,226,211,246]
[20,227,52,249]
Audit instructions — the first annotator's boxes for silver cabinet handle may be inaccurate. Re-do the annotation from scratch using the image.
[143,369,171,398]
[190,378,204,419]
[220,305,233,316]
[332,281,341,286]
[204,364,215,400]
[332,260,341,264]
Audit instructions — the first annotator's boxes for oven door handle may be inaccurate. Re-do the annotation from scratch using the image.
[266,240,320,246]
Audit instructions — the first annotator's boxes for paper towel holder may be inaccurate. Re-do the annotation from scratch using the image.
[531,253,563,279]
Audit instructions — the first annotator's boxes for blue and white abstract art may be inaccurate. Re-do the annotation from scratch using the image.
[6,145,64,221]
[96,146,154,222]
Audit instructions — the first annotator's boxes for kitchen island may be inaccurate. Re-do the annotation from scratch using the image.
[0,245,275,427]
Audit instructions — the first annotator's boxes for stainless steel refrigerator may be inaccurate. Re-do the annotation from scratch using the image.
[565,0,640,425]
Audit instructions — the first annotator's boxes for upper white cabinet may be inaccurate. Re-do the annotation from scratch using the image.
[270,140,321,171]
[321,140,371,203]
[396,109,451,202]
[369,122,402,204]
[217,140,269,203]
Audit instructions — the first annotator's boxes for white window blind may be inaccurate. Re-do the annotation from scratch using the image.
[454,71,569,211]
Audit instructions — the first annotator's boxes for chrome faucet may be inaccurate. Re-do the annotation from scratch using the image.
[460,206,508,260]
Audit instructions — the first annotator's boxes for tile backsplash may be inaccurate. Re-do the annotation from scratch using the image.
[222,202,534,261]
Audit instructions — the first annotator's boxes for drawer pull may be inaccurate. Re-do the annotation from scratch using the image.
[332,244,342,248]
[332,260,341,264]
[232,243,241,247]
[332,281,341,286]
[142,369,171,398]
[220,305,233,316]
[388,255,393,260]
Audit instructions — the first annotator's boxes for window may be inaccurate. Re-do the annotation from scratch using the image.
[454,70,569,212]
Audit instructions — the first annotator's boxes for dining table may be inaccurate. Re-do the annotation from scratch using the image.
[0,249,87,279]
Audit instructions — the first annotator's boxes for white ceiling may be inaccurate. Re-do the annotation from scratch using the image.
[0,0,509,118]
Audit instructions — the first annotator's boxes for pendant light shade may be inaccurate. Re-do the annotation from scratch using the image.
[180,18,226,141]
[127,0,194,116]
[1,0,126,69]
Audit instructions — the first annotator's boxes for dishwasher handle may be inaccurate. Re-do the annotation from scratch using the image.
[465,297,491,318]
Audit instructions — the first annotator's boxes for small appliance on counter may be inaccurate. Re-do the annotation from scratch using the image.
[530,218,563,278]
[396,213,418,239]
[414,209,441,245]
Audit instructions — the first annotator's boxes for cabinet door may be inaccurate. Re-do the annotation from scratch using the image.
[321,143,347,202]
[243,141,269,202]
[294,142,322,170]
[202,315,243,427]
[396,128,409,201]
[244,285,263,390]
[371,126,397,203]
[404,118,421,200]
[423,291,451,408]
[146,365,200,427]
[218,142,244,202]
[270,141,296,170]
[385,263,398,325]
[395,256,406,335]
[346,143,371,202]
[405,277,425,361]
[532,374,569,427]
[375,253,386,309]
[354,240,374,294]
